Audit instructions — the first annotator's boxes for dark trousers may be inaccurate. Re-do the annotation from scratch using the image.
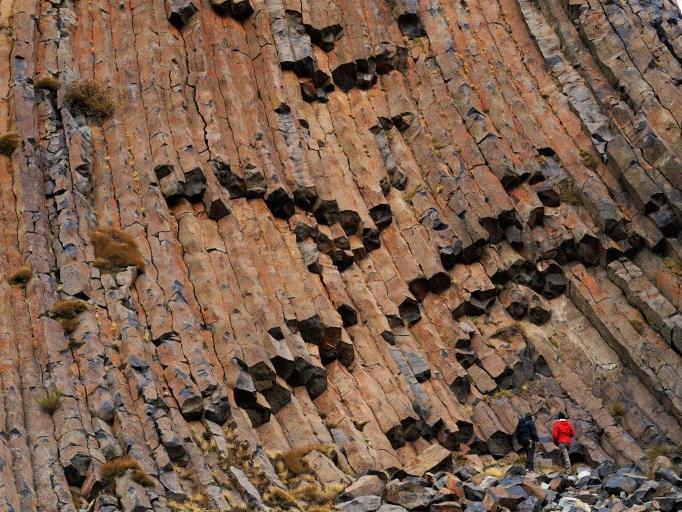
[523,441,535,471]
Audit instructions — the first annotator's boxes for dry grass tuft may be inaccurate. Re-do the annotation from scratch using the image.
[262,486,298,509]
[168,494,217,512]
[101,456,155,488]
[274,444,333,476]
[131,469,156,488]
[475,465,508,480]
[92,226,145,272]
[50,299,88,334]
[218,421,346,511]
[65,79,115,119]
[38,388,64,414]
[404,186,418,204]
[0,132,20,157]
[101,456,140,483]
[664,257,682,277]
[610,403,626,421]
[487,388,515,401]
[35,76,61,92]
[292,482,345,506]
[558,179,583,207]
[8,266,32,286]
[492,321,527,342]
[647,443,682,463]
[50,299,88,319]
[579,149,599,171]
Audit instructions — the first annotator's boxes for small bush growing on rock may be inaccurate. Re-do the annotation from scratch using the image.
[50,299,88,318]
[403,186,417,205]
[50,299,88,334]
[488,388,515,401]
[38,388,64,414]
[35,76,61,92]
[664,257,682,277]
[277,444,334,476]
[558,179,583,207]
[647,443,681,463]
[492,321,527,342]
[0,132,20,157]
[131,469,156,487]
[291,482,345,506]
[70,489,83,508]
[216,422,346,512]
[262,486,298,509]
[476,465,508,480]
[610,403,626,420]
[579,149,599,171]
[101,456,139,483]
[168,495,220,512]
[8,266,32,286]
[64,79,115,119]
[92,226,145,272]
[101,456,154,487]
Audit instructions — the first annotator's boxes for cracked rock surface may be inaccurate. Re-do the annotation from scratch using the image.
[0,0,681,510]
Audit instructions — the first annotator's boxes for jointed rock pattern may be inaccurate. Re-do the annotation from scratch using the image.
[0,0,681,510]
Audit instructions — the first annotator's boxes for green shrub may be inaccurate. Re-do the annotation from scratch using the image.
[38,388,64,414]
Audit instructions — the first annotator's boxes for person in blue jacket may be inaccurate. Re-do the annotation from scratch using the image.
[515,412,540,471]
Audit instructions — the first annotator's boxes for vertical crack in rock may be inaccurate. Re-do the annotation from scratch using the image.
[1,0,682,508]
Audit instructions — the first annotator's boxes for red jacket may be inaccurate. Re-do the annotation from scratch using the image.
[552,419,575,445]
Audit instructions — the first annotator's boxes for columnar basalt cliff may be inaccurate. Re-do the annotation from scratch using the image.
[0,0,681,510]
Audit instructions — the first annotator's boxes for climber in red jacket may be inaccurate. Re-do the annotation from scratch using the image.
[552,412,575,471]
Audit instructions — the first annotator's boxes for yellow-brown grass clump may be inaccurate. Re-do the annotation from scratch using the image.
[646,443,682,463]
[0,132,20,157]
[277,444,334,476]
[50,299,88,334]
[610,403,626,421]
[64,79,114,119]
[8,266,32,286]
[101,456,155,487]
[215,422,346,511]
[38,387,64,415]
[35,76,61,92]
[168,494,219,512]
[92,226,145,272]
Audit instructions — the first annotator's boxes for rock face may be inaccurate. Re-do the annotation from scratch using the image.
[0,0,681,510]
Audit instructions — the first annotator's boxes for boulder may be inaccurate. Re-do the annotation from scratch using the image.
[165,0,197,28]
[482,483,528,510]
[557,496,591,511]
[604,475,639,496]
[384,478,435,509]
[403,444,452,477]
[337,495,383,512]
[303,450,353,486]
[342,475,387,499]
